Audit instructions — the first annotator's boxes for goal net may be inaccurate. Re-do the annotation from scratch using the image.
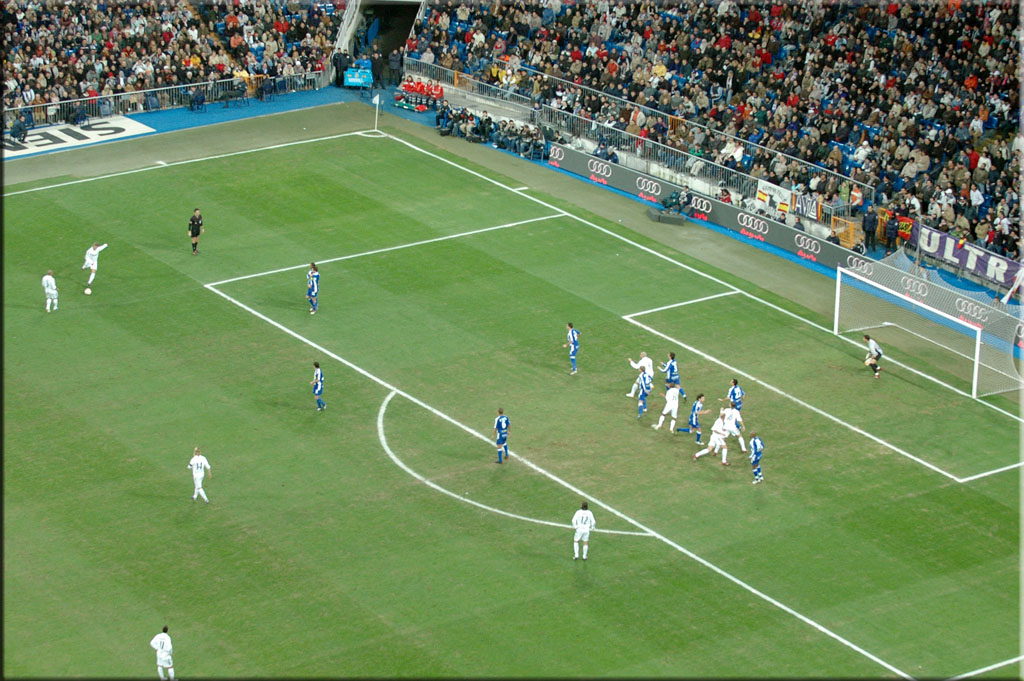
[833,264,1022,399]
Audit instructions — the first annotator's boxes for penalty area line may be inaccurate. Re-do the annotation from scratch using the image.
[624,291,740,319]
[624,315,962,484]
[377,391,650,537]
[204,283,912,680]
[947,654,1023,680]
[204,213,564,287]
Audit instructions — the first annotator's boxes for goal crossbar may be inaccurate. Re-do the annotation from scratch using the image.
[835,266,985,398]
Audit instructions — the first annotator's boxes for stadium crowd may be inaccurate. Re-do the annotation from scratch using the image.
[196,1,341,79]
[3,0,218,119]
[2,0,340,125]
[411,0,1021,255]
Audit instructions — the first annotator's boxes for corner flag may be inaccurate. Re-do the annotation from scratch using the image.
[372,94,380,104]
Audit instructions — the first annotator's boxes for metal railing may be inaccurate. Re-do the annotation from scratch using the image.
[404,58,856,225]
[328,0,363,81]
[4,72,328,131]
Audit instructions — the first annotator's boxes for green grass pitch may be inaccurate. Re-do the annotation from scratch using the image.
[3,127,1019,678]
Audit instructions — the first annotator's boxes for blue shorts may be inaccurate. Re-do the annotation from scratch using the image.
[568,345,578,358]
[689,416,700,429]
[496,434,507,446]
[307,289,317,299]
[313,384,323,396]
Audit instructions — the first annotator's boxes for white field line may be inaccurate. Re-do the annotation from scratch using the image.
[376,391,650,537]
[955,461,1024,483]
[9,125,1015,424]
[624,315,963,484]
[205,213,564,287]
[947,654,1023,680]
[380,133,1023,426]
[624,291,740,319]
[4,129,374,196]
[628,304,1022,482]
[203,283,913,680]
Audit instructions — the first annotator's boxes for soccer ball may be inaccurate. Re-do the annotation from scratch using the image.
[84,288,92,295]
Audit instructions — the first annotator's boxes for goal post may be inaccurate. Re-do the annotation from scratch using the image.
[834,266,1020,399]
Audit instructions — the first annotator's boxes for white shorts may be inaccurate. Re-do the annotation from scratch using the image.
[662,403,679,418]
[193,474,205,488]
[157,652,173,667]
[727,426,742,437]
[45,291,58,300]
[573,529,591,542]
[709,433,726,450]
[83,260,97,270]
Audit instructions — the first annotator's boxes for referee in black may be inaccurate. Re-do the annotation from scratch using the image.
[188,208,204,255]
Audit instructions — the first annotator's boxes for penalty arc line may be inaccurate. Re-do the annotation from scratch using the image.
[624,315,962,483]
[378,133,1022,427]
[376,391,650,537]
[203,283,913,680]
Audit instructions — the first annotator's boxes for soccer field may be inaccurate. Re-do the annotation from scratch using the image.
[4,122,1020,678]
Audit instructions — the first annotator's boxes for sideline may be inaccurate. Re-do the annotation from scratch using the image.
[4,129,373,196]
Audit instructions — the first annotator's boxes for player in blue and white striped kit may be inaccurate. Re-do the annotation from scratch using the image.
[493,408,511,464]
[749,433,764,484]
[306,263,319,315]
[677,393,709,443]
[636,369,653,418]
[310,361,326,411]
[720,378,745,410]
[659,352,680,391]
[562,322,581,374]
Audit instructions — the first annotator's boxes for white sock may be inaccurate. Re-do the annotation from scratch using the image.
[695,447,709,458]
[199,488,209,502]
[721,448,728,463]
[53,300,57,310]
[158,667,166,680]
[669,419,676,430]
[582,543,588,559]
[168,667,175,680]
[738,435,746,452]
[655,415,664,428]
[87,272,95,284]
[573,541,579,558]
[46,300,51,311]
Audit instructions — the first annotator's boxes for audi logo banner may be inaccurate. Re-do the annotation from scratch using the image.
[955,297,991,323]
[900,276,929,297]
[546,143,857,272]
[690,197,712,213]
[635,177,662,196]
[845,255,875,275]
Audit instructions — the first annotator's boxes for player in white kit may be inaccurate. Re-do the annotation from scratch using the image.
[149,625,174,679]
[571,501,596,560]
[188,447,211,502]
[694,409,730,465]
[626,352,654,397]
[651,382,681,432]
[722,403,747,453]
[41,270,58,312]
[82,242,108,287]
